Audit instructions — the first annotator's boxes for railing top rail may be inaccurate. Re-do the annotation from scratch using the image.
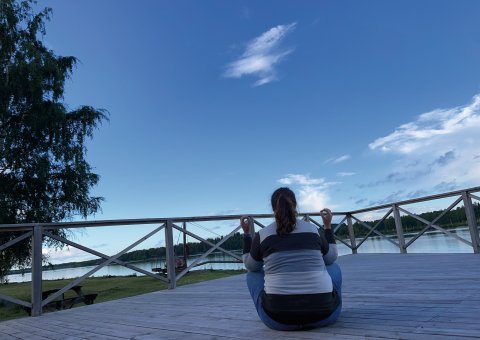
[0,213,331,231]
[0,186,479,231]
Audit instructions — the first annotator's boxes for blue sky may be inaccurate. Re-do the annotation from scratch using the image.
[36,1,480,262]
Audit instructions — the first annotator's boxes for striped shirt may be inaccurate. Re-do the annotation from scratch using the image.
[243,219,340,324]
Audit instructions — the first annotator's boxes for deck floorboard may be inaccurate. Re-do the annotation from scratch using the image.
[1,253,479,339]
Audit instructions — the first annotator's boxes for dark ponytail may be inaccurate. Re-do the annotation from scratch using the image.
[271,187,297,236]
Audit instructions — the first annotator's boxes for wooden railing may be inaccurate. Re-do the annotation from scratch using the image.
[0,186,479,316]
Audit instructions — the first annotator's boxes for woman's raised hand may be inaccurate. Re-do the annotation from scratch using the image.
[320,208,332,229]
[240,216,250,234]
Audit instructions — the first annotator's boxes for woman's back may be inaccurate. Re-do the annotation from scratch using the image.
[258,219,335,295]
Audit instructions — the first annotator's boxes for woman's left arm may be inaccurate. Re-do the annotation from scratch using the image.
[320,209,338,265]
[321,230,338,265]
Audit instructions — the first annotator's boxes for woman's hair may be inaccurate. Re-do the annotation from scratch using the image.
[271,187,297,236]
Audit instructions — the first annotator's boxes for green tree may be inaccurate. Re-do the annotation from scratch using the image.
[0,0,107,281]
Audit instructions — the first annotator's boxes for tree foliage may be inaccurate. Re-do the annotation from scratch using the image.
[0,0,107,280]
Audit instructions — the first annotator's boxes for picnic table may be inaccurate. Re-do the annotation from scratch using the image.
[24,285,98,315]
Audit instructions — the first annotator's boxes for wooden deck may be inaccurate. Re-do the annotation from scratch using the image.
[1,253,479,339]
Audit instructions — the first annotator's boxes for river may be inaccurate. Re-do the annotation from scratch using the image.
[7,227,474,283]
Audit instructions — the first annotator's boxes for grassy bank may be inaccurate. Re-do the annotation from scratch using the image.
[0,269,244,321]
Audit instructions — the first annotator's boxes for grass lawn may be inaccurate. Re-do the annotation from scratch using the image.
[0,269,244,321]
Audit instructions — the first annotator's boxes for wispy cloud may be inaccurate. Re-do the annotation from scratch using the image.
[369,94,480,153]
[324,154,350,164]
[278,174,329,186]
[337,172,355,177]
[367,190,405,206]
[365,93,480,199]
[91,243,108,249]
[277,174,336,212]
[208,208,240,216]
[433,180,458,193]
[432,150,456,166]
[359,150,456,189]
[224,23,296,86]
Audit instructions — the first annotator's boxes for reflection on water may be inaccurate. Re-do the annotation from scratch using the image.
[336,227,473,256]
[7,227,475,283]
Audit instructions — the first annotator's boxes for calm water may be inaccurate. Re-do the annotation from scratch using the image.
[7,227,474,283]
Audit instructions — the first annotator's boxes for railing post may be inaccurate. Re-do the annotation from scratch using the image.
[31,225,43,316]
[462,192,480,254]
[182,222,188,265]
[346,214,357,254]
[165,220,176,289]
[393,205,407,253]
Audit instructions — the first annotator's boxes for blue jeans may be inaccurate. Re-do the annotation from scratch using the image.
[246,263,342,331]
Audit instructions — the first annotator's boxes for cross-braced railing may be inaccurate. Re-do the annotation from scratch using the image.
[0,186,479,317]
[310,187,479,254]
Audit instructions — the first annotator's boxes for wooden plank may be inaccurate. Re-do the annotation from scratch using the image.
[0,324,23,339]
[414,326,480,338]
[4,320,85,340]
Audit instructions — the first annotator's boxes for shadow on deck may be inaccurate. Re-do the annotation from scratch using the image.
[1,253,479,339]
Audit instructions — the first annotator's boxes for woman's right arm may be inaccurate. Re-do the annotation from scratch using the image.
[240,216,263,272]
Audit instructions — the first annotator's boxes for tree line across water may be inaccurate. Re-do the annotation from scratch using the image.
[335,202,480,239]
[29,202,479,273]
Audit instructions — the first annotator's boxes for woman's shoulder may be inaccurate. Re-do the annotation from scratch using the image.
[258,221,278,242]
[257,219,318,241]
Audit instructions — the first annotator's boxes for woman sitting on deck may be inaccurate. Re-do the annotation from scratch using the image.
[241,187,342,330]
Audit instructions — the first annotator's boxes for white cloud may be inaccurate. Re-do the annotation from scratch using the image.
[211,208,240,215]
[367,93,480,196]
[42,247,94,264]
[277,174,336,212]
[278,174,328,186]
[369,94,480,153]
[337,172,355,177]
[224,23,296,86]
[297,186,332,212]
[325,154,350,164]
